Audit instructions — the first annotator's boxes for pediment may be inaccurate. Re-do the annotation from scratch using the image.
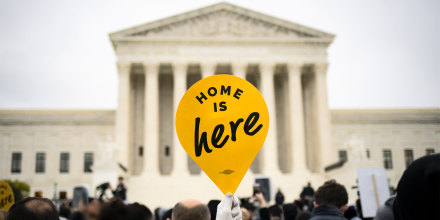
[110,2,334,42]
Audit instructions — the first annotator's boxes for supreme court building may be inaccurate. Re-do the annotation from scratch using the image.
[1,3,439,207]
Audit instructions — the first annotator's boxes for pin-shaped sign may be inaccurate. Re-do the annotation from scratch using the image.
[176,74,269,195]
[0,181,15,211]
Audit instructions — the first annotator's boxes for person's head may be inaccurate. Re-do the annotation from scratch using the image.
[269,205,283,220]
[295,211,311,220]
[162,208,173,220]
[268,205,283,220]
[118,176,124,184]
[343,205,357,219]
[240,200,255,218]
[98,198,127,220]
[127,202,153,220]
[314,179,348,212]
[293,200,304,211]
[241,208,251,220]
[7,197,59,220]
[275,190,284,205]
[172,199,210,220]
[86,199,101,219]
[393,153,440,220]
[207,200,220,220]
[282,204,298,220]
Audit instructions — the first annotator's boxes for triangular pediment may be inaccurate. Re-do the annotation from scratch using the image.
[110,2,334,42]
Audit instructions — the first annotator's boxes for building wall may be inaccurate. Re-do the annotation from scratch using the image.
[0,110,115,199]
[1,108,439,206]
[331,109,440,189]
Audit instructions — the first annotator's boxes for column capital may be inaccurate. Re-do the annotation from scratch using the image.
[287,63,303,72]
[143,62,160,74]
[201,62,216,78]
[232,62,247,79]
[259,62,276,74]
[314,63,329,75]
[172,62,188,73]
[117,61,131,73]
[231,62,247,70]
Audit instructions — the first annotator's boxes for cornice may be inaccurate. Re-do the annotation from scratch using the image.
[331,108,440,124]
[0,109,116,126]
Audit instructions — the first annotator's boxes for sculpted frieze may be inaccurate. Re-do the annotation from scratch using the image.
[131,10,313,38]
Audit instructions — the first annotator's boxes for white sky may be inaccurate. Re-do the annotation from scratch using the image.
[0,0,439,109]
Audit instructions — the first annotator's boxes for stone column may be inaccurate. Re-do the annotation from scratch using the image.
[232,62,247,79]
[143,62,159,175]
[288,63,308,171]
[172,63,189,175]
[201,62,216,78]
[115,61,131,174]
[314,63,334,172]
[260,63,280,174]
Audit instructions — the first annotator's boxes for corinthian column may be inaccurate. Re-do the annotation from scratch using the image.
[172,62,189,175]
[260,63,279,174]
[143,62,159,175]
[115,61,131,173]
[314,63,334,172]
[288,63,307,172]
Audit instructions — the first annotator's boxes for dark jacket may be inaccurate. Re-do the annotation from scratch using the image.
[375,195,395,220]
[112,183,127,200]
[310,205,347,220]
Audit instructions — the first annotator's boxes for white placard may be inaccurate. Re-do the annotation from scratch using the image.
[356,168,390,218]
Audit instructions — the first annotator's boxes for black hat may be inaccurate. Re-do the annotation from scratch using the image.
[393,153,440,220]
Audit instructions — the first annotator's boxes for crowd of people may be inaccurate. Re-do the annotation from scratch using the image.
[1,153,438,220]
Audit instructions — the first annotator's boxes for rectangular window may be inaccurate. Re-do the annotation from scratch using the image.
[84,152,93,173]
[366,149,370,159]
[60,152,70,173]
[426,149,435,155]
[404,149,414,168]
[11,152,22,173]
[383,149,393,170]
[338,150,347,162]
[35,152,46,173]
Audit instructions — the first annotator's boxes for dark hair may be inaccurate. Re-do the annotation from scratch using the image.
[7,197,59,220]
[343,205,358,219]
[314,179,348,208]
[295,211,311,220]
[207,200,221,220]
[293,200,304,211]
[98,199,127,220]
[161,208,173,220]
[118,176,124,181]
[127,202,153,220]
[282,204,298,220]
[172,202,210,220]
[268,205,283,218]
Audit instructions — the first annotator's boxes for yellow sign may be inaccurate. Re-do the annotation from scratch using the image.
[176,74,269,195]
[0,181,15,211]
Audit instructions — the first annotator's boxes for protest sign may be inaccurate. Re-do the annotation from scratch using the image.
[176,74,269,195]
[357,168,390,218]
[0,181,15,211]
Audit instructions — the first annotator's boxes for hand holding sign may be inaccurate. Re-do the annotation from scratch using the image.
[176,75,269,195]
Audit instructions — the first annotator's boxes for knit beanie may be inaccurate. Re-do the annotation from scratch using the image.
[393,153,440,220]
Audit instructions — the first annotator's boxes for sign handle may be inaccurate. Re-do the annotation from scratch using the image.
[372,174,380,207]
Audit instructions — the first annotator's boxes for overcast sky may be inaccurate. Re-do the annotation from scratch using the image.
[0,0,439,109]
